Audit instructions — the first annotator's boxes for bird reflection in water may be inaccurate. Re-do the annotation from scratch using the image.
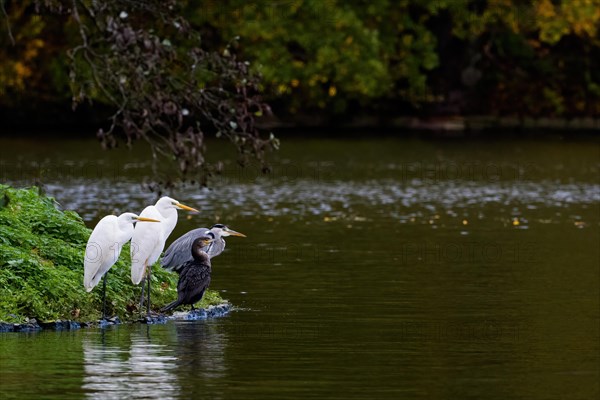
[82,322,227,398]
[170,321,228,383]
[82,327,179,399]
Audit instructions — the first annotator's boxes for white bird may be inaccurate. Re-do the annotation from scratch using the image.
[130,196,199,314]
[84,212,160,319]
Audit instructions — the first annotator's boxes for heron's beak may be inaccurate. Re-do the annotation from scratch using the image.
[175,202,199,213]
[135,217,161,223]
[225,228,246,237]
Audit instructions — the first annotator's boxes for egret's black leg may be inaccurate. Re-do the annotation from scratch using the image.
[146,264,152,315]
[102,272,108,320]
[139,278,146,313]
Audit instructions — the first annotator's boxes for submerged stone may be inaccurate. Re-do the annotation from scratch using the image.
[207,304,231,317]
[38,320,81,330]
[168,303,231,321]
[12,322,42,333]
[94,316,121,328]
[142,314,169,325]
[186,309,207,320]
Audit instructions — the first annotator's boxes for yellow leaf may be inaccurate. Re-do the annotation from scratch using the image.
[14,62,31,79]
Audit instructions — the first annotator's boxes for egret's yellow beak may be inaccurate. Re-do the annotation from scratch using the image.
[176,202,199,213]
[226,228,246,237]
[135,217,161,223]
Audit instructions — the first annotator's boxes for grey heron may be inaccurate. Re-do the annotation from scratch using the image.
[84,213,160,319]
[161,224,246,273]
[130,196,199,314]
[161,236,215,312]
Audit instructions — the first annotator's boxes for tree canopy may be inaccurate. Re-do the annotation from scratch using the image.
[1,0,278,190]
[1,1,599,132]
[188,0,600,118]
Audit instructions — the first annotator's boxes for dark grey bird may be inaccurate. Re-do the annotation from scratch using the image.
[161,224,245,273]
[161,236,215,312]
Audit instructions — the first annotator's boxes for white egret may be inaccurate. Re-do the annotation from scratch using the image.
[84,212,160,319]
[130,196,199,314]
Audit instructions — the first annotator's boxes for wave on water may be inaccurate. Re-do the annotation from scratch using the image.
[26,178,600,222]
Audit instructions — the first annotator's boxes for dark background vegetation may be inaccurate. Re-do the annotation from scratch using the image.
[2,0,599,129]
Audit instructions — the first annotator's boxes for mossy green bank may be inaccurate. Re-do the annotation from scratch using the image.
[0,185,224,324]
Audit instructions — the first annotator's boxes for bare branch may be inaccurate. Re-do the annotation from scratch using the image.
[34,0,277,191]
[0,0,15,46]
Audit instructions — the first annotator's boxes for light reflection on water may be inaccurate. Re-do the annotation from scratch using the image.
[82,330,180,399]
[0,176,593,230]
[81,322,228,399]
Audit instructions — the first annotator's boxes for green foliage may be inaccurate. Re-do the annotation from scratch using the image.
[189,1,417,111]
[2,1,277,191]
[0,185,225,324]
[1,0,600,118]
[186,0,599,117]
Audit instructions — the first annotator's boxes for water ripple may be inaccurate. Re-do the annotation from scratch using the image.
[21,178,598,222]
[82,332,179,399]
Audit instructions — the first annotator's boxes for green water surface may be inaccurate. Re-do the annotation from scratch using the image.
[0,136,599,399]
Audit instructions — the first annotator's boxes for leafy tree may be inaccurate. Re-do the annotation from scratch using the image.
[2,0,599,127]
[1,0,278,190]
[187,0,599,118]
[433,0,600,116]
[188,0,436,113]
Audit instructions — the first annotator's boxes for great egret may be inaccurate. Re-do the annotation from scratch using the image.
[161,224,246,273]
[130,196,199,314]
[161,236,214,312]
[84,212,160,319]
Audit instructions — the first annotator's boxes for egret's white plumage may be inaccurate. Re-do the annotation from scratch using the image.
[84,213,158,292]
[130,196,198,285]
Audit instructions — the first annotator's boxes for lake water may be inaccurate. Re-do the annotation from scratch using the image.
[1,136,599,399]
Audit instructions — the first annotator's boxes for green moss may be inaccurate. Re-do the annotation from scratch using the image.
[0,185,225,324]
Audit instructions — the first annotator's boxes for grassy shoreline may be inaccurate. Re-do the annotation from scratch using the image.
[0,185,224,324]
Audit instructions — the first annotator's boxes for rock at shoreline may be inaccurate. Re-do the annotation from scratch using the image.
[0,304,231,333]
